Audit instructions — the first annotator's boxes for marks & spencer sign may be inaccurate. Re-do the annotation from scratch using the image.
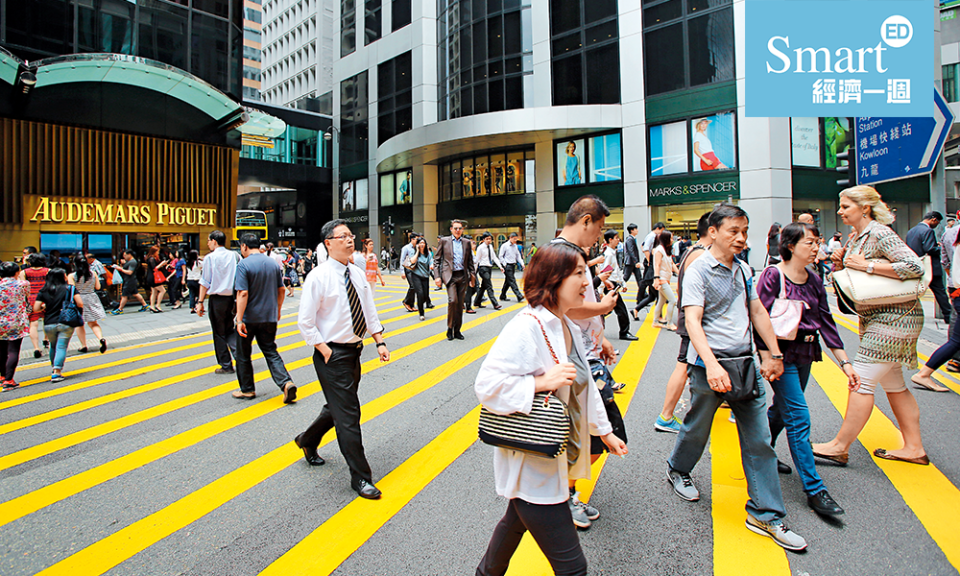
[746,1,932,117]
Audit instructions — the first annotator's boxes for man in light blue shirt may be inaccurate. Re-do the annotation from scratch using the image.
[196,230,240,374]
[497,233,524,302]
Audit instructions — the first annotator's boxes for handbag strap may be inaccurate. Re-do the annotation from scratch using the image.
[520,312,560,365]
[775,265,786,299]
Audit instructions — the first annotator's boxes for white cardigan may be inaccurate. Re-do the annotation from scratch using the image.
[475,305,613,505]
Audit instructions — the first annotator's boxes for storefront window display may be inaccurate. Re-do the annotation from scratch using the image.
[379,169,413,206]
[380,173,395,207]
[555,132,623,187]
[652,201,736,238]
[824,117,853,170]
[355,178,369,210]
[340,181,355,212]
[650,122,687,177]
[790,117,821,168]
[440,149,535,202]
[691,113,735,172]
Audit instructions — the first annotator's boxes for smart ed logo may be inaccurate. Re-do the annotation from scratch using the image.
[745,1,931,117]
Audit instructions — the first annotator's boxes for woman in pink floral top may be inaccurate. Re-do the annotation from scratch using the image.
[0,261,31,391]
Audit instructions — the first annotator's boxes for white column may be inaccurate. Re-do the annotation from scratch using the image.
[620,0,648,233]
[535,140,556,244]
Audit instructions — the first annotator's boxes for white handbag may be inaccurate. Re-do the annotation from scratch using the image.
[768,266,808,340]
[833,255,932,306]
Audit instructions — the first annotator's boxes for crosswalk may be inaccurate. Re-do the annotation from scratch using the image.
[1,276,958,575]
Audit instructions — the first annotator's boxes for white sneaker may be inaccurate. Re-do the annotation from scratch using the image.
[667,467,700,502]
[568,498,592,529]
[745,515,808,552]
[571,492,600,521]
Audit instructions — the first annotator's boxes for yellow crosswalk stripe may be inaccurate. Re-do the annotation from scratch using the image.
[710,412,791,575]
[503,314,660,575]
[30,314,518,576]
[809,360,960,571]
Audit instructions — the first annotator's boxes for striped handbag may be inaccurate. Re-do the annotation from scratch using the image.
[478,314,571,458]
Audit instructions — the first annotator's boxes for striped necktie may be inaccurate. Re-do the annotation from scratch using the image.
[344,268,367,339]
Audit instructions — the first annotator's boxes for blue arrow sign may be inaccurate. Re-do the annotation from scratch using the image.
[854,88,955,186]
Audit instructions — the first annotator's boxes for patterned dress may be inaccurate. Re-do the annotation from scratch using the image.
[75,273,106,323]
[24,267,49,323]
[844,220,925,368]
[0,278,30,341]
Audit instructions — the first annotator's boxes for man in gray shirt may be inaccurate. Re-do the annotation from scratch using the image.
[232,233,296,403]
[666,204,807,552]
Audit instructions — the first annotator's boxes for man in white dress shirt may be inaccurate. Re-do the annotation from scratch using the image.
[473,233,503,310]
[498,233,525,302]
[635,222,664,313]
[295,219,390,500]
[602,230,637,341]
[195,230,240,374]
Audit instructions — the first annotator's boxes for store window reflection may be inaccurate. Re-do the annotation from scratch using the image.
[439,149,535,202]
[240,126,327,167]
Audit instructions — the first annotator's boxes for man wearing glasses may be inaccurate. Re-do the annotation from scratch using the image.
[295,220,390,499]
[434,219,476,340]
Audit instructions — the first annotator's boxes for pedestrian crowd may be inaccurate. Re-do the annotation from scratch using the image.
[1,184,952,575]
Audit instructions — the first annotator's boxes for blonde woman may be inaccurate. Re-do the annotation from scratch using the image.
[813,186,929,465]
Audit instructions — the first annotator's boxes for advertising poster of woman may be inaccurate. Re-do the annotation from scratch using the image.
[341,182,354,212]
[691,113,736,172]
[556,139,584,185]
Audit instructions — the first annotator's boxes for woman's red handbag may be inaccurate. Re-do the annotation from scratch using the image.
[153,268,166,284]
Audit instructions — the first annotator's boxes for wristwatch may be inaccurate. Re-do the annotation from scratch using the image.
[866,261,875,274]
[839,360,852,369]
[376,342,387,348]
[771,354,784,360]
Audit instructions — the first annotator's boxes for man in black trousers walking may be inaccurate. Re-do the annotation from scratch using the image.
[295,219,390,499]
[195,230,239,374]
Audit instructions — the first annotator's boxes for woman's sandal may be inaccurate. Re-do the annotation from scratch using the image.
[873,448,930,465]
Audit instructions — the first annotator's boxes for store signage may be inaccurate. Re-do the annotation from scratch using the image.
[27,197,217,227]
[342,215,369,224]
[648,179,739,205]
[746,0,932,117]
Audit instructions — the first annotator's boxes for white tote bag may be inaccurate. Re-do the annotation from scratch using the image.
[768,266,808,340]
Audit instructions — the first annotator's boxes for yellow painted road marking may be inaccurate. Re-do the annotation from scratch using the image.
[809,360,960,571]
[710,410,791,575]
[0,297,479,450]
[31,318,514,576]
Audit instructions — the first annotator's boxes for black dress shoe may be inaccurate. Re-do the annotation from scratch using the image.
[777,459,792,474]
[493,305,502,310]
[354,479,382,499]
[294,434,325,466]
[808,490,844,516]
[619,333,639,341]
[426,303,435,309]
[465,308,476,314]
[446,329,454,341]
[454,332,465,340]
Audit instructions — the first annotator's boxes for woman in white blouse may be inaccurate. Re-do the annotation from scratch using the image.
[474,241,627,576]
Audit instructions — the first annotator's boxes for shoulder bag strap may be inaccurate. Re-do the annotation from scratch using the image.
[520,312,563,407]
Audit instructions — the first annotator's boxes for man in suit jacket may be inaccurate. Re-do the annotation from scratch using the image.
[623,223,641,289]
[907,210,949,323]
[434,219,476,340]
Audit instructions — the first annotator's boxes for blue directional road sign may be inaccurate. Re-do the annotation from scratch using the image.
[854,88,955,186]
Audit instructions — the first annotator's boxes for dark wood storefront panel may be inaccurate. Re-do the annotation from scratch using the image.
[0,117,238,228]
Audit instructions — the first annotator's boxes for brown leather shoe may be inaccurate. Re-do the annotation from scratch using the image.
[282,382,298,404]
[873,448,930,465]
[231,391,256,400]
[812,449,848,466]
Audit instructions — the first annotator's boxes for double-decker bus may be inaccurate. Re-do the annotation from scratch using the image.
[234,210,268,247]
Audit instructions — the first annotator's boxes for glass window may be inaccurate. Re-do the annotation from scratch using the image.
[649,121,688,176]
[451,161,463,199]
[463,159,476,197]
[341,0,357,57]
[380,174,395,206]
[525,158,536,193]
[5,0,73,57]
[552,56,583,106]
[643,24,684,95]
[585,0,617,23]
[79,0,135,55]
[393,0,412,31]
[365,0,382,45]
[355,179,369,210]
[191,14,231,99]
[138,0,189,70]
[690,112,736,172]
[378,52,412,145]
[489,154,506,194]
[688,9,734,87]
[791,118,821,168]
[41,233,83,255]
[556,139,585,186]
[507,151,525,193]
[644,1,682,25]
[550,0,580,35]
[585,44,619,104]
[588,133,621,182]
[396,170,413,204]
[475,156,490,195]
[944,64,958,103]
[549,0,619,106]
[194,0,230,18]
[341,71,369,167]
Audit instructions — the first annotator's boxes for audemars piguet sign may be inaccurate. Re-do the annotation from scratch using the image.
[25,196,218,227]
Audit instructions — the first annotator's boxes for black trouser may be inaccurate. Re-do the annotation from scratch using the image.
[950,293,960,363]
[476,498,587,576]
[475,266,499,307]
[300,344,372,485]
[0,338,23,381]
[235,322,293,394]
[168,276,183,304]
[635,259,658,309]
[187,280,201,310]
[446,270,469,333]
[611,291,630,335]
[466,273,477,310]
[207,294,237,370]
[410,273,429,315]
[931,274,951,324]
[500,263,523,300]
[403,272,417,308]
[623,262,641,288]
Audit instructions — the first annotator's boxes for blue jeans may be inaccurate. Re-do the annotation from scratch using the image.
[668,363,787,522]
[767,362,826,497]
[43,323,75,371]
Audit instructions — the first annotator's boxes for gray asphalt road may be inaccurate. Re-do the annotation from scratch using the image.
[0,277,958,576]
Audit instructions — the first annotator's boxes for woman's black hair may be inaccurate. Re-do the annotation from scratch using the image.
[186,250,200,268]
[657,230,673,252]
[73,254,91,283]
[767,223,781,242]
[38,267,68,300]
[27,253,47,268]
[779,222,820,261]
[0,261,20,278]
